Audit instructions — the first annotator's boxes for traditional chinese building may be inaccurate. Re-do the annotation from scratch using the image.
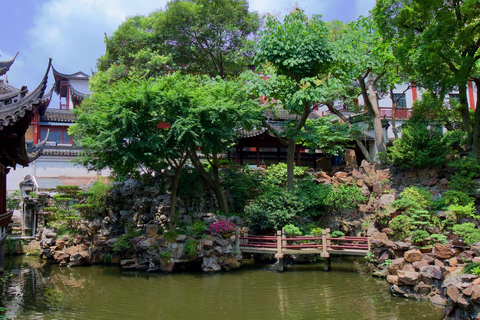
[0,54,52,271]
[7,66,107,191]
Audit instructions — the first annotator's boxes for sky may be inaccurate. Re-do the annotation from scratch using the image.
[1,0,375,95]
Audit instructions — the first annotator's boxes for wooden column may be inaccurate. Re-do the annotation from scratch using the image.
[0,165,6,215]
[32,106,40,144]
[276,147,280,164]
[256,147,260,167]
[468,81,475,110]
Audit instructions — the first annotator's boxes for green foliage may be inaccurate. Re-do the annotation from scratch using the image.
[331,231,345,238]
[184,239,198,259]
[381,259,392,268]
[261,163,308,188]
[163,231,179,243]
[178,167,205,199]
[389,215,414,240]
[399,186,432,210]
[84,180,111,213]
[448,158,480,195]
[283,224,302,237]
[388,121,448,169]
[52,194,73,211]
[6,190,21,211]
[464,263,480,275]
[310,227,323,237]
[113,224,142,253]
[103,253,112,264]
[410,209,431,228]
[160,251,171,263]
[364,251,376,263]
[5,238,16,255]
[294,179,333,217]
[452,223,480,245]
[55,186,81,197]
[326,185,365,212]
[222,166,262,213]
[429,234,448,245]
[391,197,422,213]
[448,203,476,220]
[244,187,304,233]
[412,230,429,243]
[188,220,207,237]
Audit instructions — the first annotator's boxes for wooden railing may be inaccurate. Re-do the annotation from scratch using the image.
[239,229,370,257]
[379,107,412,119]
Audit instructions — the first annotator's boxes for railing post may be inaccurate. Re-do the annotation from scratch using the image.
[235,227,242,260]
[275,230,284,272]
[321,229,330,271]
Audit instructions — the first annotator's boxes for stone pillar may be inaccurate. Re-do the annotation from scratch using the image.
[275,230,284,272]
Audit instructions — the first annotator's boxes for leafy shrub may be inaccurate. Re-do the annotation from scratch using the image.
[452,223,480,245]
[326,185,365,212]
[391,197,422,214]
[85,180,112,214]
[261,163,308,188]
[188,220,207,237]
[331,231,345,238]
[222,166,261,213]
[184,239,198,259]
[389,215,414,240]
[52,194,73,210]
[244,187,304,233]
[294,180,332,217]
[464,262,480,275]
[163,231,179,243]
[113,224,142,253]
[448,158,480,195]
[410,209,431,228]
[209,220,236,236]
[443,190,474,207]
[448,203,476,220]
[412,229,429,243]
[283,224,302,237]
[399,186,432,210]
[388,121,448,169]
[178,167,205,200]
[55,185,81,197]
[6,190,21,211]
[310,227,323,237]
[429,234,447,245]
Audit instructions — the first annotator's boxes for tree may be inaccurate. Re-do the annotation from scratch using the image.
[247,9,335,190]
[333,16,400,164]
[374,0,480,160]
[98,0,261,79]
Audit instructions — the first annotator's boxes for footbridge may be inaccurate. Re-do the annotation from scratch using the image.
[237,229,371,271]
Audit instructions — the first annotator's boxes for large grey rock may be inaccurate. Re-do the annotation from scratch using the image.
[202,257,221,272]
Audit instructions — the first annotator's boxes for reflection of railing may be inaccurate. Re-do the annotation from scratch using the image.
[379,107,412,119]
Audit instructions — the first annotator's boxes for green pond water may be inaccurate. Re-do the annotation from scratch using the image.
[1,256,443,320]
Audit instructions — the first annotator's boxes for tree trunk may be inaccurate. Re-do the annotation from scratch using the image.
[472,79,480,162]
[211,156,229,214]
[188,150,229,213]
[359,73,386,163]
[286,139,295,191]
[389,86,399,140]
[169,168,181,231]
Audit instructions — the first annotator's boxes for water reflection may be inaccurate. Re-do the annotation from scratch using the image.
[1,256,443,320]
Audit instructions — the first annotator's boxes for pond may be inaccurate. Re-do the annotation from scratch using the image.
[1,256,443,320]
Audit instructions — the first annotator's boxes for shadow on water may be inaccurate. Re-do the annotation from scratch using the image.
[0,255,444,320]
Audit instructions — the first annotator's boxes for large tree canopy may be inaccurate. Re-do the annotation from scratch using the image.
[71,72,262,227]
[245,9,352,190]
[98,0,261,79]
[374,0,480,159]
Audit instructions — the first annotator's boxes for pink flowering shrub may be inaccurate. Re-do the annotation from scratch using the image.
[209,220,236,236]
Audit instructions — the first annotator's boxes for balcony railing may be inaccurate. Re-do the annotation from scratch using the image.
[379,107,412,119]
